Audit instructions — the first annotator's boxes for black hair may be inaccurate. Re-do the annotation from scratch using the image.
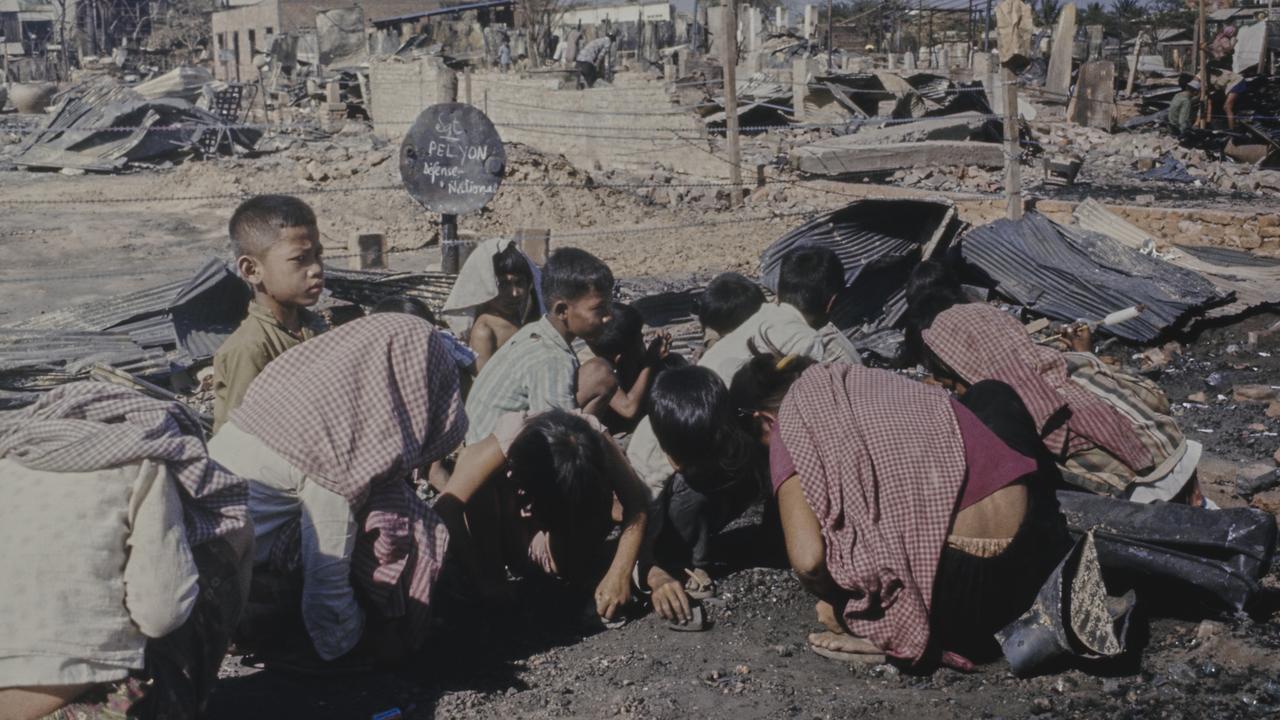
[729,345,815,421]
[902,260,966,366]
[371,295,437,325]
[506,410,613,580]
[229,194,317,258]
[493,243,533,280]
[541,247,614,303]
[649,366,755,492]
[777,246,845,319]
[696,272,766,336]
[586,302,642,360]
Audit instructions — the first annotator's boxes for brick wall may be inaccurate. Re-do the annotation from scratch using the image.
[370,58,730,177]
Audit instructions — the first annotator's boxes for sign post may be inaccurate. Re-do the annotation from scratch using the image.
[399,103,506,274]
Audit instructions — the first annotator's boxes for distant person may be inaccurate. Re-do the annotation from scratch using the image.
[576,31,615,89]
[1167,75,1198,134]
[212,194,326,432]
[441,239,542,372]
[576,302,672,433]
[1225,70,1257,130]
[463,247,613,444]
[498,37,513,73]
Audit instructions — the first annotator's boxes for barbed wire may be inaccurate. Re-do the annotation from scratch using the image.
[0,208,831,285]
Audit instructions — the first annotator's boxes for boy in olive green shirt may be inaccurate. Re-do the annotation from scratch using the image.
[212,195,327,432]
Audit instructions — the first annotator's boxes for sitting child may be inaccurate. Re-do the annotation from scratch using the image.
[692,271,765,353]
[212,194,327,432]
[576,302,671,433]
[441,239,541,371]
[435,409,650,623]
[464,248,613,444]
[730,353,1069,668]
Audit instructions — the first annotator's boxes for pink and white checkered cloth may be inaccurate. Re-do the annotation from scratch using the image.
[777,363,966,663]
[0,381,248,546]
[233,313,467,637]
[921,303,1151,472]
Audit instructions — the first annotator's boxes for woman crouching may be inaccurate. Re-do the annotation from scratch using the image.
[729,354,1070,668]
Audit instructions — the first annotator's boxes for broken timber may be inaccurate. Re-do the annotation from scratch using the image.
[791,139,1004,176]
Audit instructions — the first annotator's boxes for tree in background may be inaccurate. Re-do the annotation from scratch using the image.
[147,0,211,60]
[1036,0,1061,27]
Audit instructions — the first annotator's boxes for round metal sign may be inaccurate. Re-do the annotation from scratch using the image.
[399,103,506,215]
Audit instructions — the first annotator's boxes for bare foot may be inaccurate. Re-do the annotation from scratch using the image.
[814,600,844,635]
[807,630,883,661]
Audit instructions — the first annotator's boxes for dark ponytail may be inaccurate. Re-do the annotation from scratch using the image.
[649,366,755,490]
[728,342,815,433]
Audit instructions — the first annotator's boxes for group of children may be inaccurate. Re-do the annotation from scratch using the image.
[0,192,1228,717]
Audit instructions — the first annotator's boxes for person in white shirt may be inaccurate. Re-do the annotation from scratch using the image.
[627,250,862,615]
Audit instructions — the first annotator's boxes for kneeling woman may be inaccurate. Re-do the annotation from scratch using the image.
[729,356,1069,667]
[437,409,649,622]
[210,313,468,670]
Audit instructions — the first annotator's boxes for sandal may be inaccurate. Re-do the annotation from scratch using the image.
[683,568,716,600]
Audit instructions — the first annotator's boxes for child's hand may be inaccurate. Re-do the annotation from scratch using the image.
[647,566,692,623]
[644,332,672,366]
[594,572,631,620]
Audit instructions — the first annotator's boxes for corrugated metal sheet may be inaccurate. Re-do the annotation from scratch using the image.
[169,258,250,363]
[759,199,960,358]
[960,212,1229,342]
[1071,198,1280,320]
[324,268,457,312]
[12,279,185,332]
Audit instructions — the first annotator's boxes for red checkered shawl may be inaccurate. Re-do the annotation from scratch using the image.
[778,363,966,663]
[0,382,248,546]
[232,314,467,637]
[921,304,1152,473]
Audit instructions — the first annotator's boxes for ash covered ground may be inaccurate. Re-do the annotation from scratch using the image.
[206,312,1280,720]
[2,134,1278,720]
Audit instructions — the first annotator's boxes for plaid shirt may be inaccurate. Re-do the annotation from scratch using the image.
[464,315,579,444]
[232,314,467,636]
[922,303,1152,473]
[0,382,248,546]
[778,363,966,663]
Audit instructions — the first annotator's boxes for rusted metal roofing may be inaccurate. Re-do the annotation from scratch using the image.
[959,212,1228,342]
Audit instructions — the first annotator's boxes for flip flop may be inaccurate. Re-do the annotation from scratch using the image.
[683,568,716,600]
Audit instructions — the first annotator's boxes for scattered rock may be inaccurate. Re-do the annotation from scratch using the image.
[1248,423,1269,432]
[1233,385,1278,403]
[1266,402,1280,419]
[1188,391,1209,404]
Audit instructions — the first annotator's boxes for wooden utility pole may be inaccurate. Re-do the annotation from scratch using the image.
[438,66,461,273]
[1197,0,1209,127]
[722,0,743,206]
[1002,66,1022,220]
[1124,33,1143,97]
[827,0,834,51]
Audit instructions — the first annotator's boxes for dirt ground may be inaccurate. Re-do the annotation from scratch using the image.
[2,134,1279,720]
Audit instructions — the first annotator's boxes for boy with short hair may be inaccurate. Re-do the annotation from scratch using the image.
[464,247,614,444]
[576,302,671,433]
[469,244,538,370]
[694,271,765,351]
[212,195,327,432]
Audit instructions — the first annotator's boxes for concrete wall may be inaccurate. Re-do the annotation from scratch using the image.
[370,59,726,176]
[559,1,672,26]
[211,0,279,82]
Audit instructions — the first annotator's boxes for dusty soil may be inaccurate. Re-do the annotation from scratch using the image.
[2,132,1278,720]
